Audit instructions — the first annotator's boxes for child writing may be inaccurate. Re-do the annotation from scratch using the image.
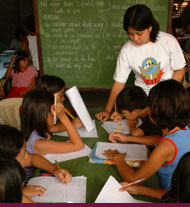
[0,156,26,203]
[104,79,190,190]
[35,75,83,133]
[21,90,84,155]
[0,124,72,201]
[120,152,190,203]
[109,86,162,138]
[5,50,38,98]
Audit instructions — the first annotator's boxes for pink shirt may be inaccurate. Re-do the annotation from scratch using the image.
[11,65,38,87]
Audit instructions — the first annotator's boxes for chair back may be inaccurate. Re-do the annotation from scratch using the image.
[0,98,23,130]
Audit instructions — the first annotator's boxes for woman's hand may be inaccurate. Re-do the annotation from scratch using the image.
[53,168,72,184]
[95,111,110,121]
[103,149,126,161]
[109,132,128,143]
[23,185,47,198]
[110,112,123,122]
[72,117,83,129]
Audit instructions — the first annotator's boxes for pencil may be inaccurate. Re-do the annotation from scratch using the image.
[64,108,75,120]
[54,95,57,124]
[55,160,61,172]
[114,102,117,116]
[122,178,146,188]
[116,123,121,133]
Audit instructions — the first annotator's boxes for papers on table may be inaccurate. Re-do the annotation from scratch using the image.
[65,86,94,132]
[95,176,148,203]
[28,176,87,203]
[53,120,98,138]
[101,119,142,134]
[95,142,147,161]
[43,144,92,163]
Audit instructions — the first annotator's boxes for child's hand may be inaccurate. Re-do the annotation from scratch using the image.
[54,168,72,183]
[53,103,67,120]
[23,185,47,197]
[103,149,126,161]
[110,112,123,122]
[119,182,141,194]
[72,117,83,129]
[95,111,109,121]
[109,132,128,143]
[18,91,26,96]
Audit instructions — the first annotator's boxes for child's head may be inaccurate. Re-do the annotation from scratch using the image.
[0,156,25,203]
[14,27,26,42]
[14,50,29,73]
[21,90,54,140]
[0,125,26,167]
[162,152,190,202]
[35,75,65,103]
[148,79,190,130]
[116,85,148,120]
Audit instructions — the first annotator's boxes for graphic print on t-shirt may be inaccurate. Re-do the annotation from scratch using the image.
[139,57,164,85]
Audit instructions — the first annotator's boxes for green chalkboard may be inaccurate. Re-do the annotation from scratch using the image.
[34,0,172,87]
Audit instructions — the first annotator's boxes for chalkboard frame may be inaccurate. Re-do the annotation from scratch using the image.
[33,0,174,90]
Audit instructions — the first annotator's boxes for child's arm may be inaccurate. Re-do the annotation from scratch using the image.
[23,185,47,198]
[109,132,161,146]
[103,139,175,182]
[34,103,84,154]
[21,37,29,50]
[119,183,168,200]
[5,54,16,79]
[22,194,35,203]
[127,119,144,136]
[24,153,72,183]
[18,76,36,96]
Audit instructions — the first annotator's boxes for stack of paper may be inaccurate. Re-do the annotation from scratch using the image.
[101,119,142,134]
[95,142,147,161]
[95,176,148,203]
[53,120,98,138]
[43,144,92,163]
[28,176,87,203]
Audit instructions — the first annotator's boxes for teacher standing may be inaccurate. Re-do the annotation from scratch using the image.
[95,4,185,121]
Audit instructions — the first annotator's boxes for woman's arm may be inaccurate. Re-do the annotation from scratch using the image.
[21,37,29,50]
[95,81,125,121]
[172,67,185,82]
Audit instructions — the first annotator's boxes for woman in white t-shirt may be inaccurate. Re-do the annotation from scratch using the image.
[95,4,185,122]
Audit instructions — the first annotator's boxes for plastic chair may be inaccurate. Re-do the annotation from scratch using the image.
[0,98,23,130]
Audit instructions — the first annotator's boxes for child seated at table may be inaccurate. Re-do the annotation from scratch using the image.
[104,79,190,190]
[21,90,84,155]
[0,124,72,201]
[35,75,83,133]
[109,85,162,145]
[120,152,190,203]
[5,50,38,98]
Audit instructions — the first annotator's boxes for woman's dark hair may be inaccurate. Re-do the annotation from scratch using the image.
[35,75,65,94]
[0,125,24,158]
[14,50,29,73]
[123,4,160,42]
[148,79,190,130]
[21,90,54,140]
[117,85,148,112]
[0,156,25,203]
[25,15,36,33]
[162,152,190,202]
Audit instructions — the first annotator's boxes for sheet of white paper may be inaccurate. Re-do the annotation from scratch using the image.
[65,86,94,132]
[95,142,147,161]
[43,144,92,163]
[53,120,98,138]
[102,119,142,134]
[95,176,148,203]
[28,176,86,203]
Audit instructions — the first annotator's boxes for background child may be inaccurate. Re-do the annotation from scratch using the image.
[0,156,25,203]
[104,79,190,190]
[120,152,190,203]
[0,124,72,200]
[35,75,83,133]
[21,90,84,155]
[5,50,38,98]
